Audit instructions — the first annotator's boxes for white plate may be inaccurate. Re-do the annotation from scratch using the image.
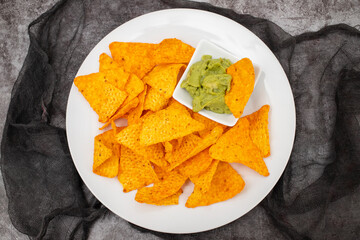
[66,9,296,234]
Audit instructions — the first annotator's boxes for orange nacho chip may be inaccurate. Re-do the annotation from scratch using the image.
[209,118,269,176]
[186,162,245,208]
[93,137,112,170]
[225,58,255,118]
[166,134,201,170]
[115,123,168,168]
[99,97,139,130]
[143,86,169,112]
[192,112,226,137]
[140,108,205,145]
[109,42,157,79]
[127,85,147,125]
[149,189,183,206]
[74,72,127,122]
[166,98,191,116]
[99,53,121,72]
[189,159,219,193]
[118,146,158,192]
[140,189,183,206]
[93,129,121,177]
[93,155,119,178]
[135,170,187,203]
[154,38,195,65]
[144,64,186,99]
[245,105,271,158]
[163,141,174,153]
[167,126,223,171]
[152,163,168,180]
[122,74,144,105]
[176,149,213,177]
[186,126,223,160]
[99,53,130,90]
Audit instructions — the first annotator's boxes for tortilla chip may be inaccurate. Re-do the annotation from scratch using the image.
[74,72,127,122]
[115,123,143,151]
[93,155,119,178]
[166,134,202,170]
[122,74,144,105]
[186,126,223,160]
[127,85,147,125]
[99,97,139,130]
[93,129,122,177]
[99,53,121,72]
[163,141,174,153]
[154,38,195,65]
[245,105,271,158]
[147,189,183,206]
[176,149,213,177]
[93,137,113,170]
[192,112,226,137]
[163,139,179,160]
[116,123,168,168]
[166,99,191,116]
[109,42,157,79]
[118,146,158,192]
[98,53,130,90]
[189,160,219,193]
[176,137,184,148]
[153,164,168,180]
[140,108,205,145]
[166,126,222,171]
[135,170,187,203]
[144,64,186,99]
[144,86,169,112]
[209,118,269,176]
[225,58,255,118]
[186,162,245,208]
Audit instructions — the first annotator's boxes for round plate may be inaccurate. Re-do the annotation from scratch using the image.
[66,9,295,234]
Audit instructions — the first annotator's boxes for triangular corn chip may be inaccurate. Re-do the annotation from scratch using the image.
[118,146,158,192]
[140,108,205,145]
[192,112,226,137]
[144,86,169,112]
[209,118,269,176]
[135,170,187,203]
[144,64,186,99]
[93,155,119,178]
[167,126,222,171]
[225,58,255,118]
[154,38,195,65]
[189,160,219,193]
[109,42,157,79]
[122,74,144,106]
[93,137,112,170]
[186,162,245,208]
[127,85,147,125]
[74,72,127,122]
[116,123,168,168]
[176,149,213,177]
[99,97,139,130]
[245,105,270,158]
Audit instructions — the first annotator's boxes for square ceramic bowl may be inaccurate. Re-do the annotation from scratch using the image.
[173,39,248,126]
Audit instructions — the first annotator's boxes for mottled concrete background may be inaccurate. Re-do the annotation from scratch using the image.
[0,0,359,239]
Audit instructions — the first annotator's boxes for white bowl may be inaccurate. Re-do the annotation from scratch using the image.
[173,39,257,126]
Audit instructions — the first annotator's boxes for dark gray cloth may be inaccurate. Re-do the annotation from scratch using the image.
[1,0,360,239]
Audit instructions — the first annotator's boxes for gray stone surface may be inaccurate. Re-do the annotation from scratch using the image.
[0,0,359,239]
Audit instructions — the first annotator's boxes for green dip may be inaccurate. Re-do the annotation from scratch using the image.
[181,55,232,114]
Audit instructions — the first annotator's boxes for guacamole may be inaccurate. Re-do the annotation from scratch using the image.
[181,55,232,114]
